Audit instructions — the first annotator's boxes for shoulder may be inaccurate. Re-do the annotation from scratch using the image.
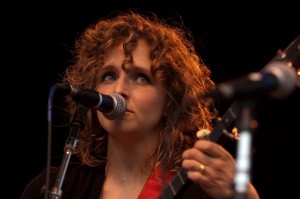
[20,162,105,199]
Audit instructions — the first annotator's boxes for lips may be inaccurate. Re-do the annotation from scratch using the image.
[126,109,133,113]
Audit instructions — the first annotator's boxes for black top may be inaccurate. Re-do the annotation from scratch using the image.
[20,162,212,199]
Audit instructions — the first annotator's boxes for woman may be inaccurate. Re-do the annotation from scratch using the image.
[20,11,260,199]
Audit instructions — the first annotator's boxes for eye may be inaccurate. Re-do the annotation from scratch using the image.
[135,73,151,84]
[101,72,117,82]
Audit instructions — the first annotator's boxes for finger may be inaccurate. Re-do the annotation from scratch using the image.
[182,159,208,175]
[194,140,232,159]
[182,147,212,166]
[183,159,234,199]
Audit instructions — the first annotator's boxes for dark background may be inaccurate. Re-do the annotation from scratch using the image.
[6,2,299,199]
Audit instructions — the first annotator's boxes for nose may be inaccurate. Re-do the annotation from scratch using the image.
[114,75,129,99]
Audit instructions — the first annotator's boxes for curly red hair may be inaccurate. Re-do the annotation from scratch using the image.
[62,10,216,171]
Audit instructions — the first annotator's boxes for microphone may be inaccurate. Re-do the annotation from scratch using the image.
[54,83,126,120]
[205,61,297,100]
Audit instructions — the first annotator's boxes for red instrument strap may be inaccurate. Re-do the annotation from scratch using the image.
[138,165,175,199]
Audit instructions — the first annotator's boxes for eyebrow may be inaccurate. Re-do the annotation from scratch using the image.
[100,64,115,70]
[126,65,151,74]
[100,64,152,74]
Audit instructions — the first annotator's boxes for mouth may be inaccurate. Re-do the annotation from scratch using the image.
[124,108,134,115]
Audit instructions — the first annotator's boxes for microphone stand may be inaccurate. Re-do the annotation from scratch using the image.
[49,102,88,199]
[233,99,257,199]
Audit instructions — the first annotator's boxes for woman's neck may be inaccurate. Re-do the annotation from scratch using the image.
[106,132,159,174]
[100,133,159,199]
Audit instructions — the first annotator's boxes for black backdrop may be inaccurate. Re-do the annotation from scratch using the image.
[7,2,300,199]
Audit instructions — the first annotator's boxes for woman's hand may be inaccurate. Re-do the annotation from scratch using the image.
[182,139,259,199]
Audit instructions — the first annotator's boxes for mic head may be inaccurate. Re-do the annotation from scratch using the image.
[263,61,297,99]
[204,60,297,100]
[53,83,127,120]
[103,93,127,120]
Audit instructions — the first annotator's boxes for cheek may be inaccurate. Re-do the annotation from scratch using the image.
[137,89,166,117]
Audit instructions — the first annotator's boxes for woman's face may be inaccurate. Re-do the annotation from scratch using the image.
[96,40,166,137]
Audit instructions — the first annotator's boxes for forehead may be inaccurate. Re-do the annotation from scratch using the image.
[103,40,152,71]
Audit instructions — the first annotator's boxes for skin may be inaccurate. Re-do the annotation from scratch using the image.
[91,36,260,198]
[95,39,260,199]
[96,39,167,199]
[96,40,166,137]
[19,12,260,199]
[182,139,260,199]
